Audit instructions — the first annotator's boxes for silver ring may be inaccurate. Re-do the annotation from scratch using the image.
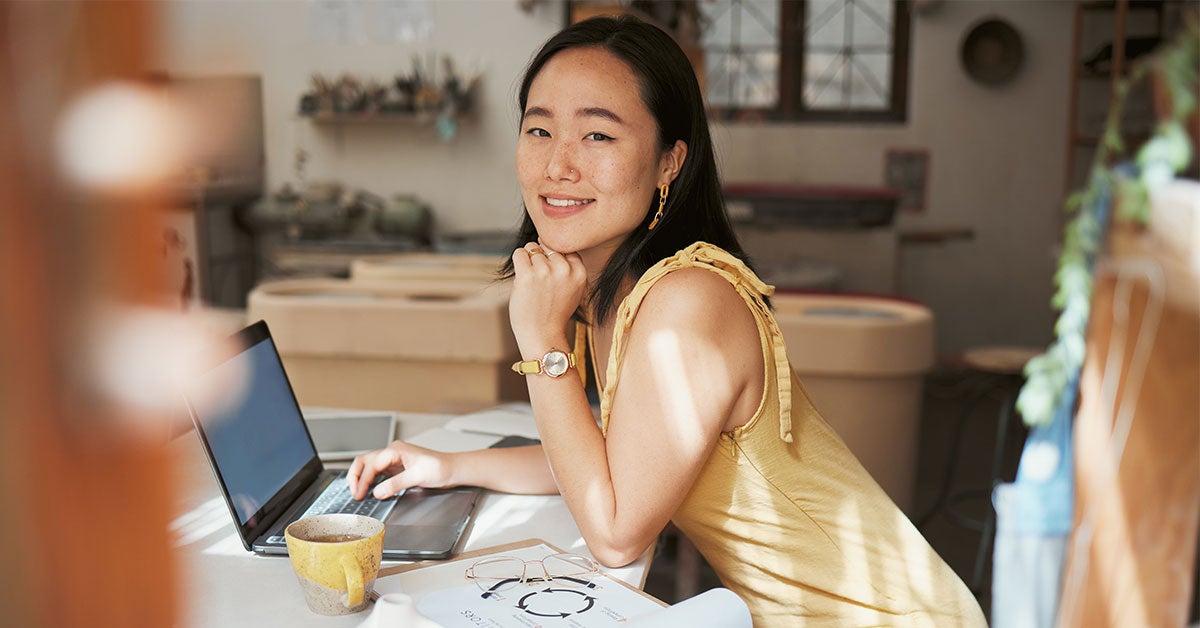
[544,250,557,257]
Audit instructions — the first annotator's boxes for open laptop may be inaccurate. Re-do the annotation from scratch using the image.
[183,319,481,560]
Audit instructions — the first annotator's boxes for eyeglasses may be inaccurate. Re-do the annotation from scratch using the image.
[464,553,600,598]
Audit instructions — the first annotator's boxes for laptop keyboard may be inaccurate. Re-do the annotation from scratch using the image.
[265,476,398,545]
[303,478,397,519]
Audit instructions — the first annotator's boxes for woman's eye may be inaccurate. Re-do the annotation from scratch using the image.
[526,128,550,138]
[585,132,614,141]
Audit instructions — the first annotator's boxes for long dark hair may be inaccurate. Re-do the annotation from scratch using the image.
[500,14,755,326]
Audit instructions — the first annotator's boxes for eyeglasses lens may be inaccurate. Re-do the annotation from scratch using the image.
[470,556,526,592]
[544,553,597,580]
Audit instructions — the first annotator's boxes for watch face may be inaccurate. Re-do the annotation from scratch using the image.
[542,351,570,378]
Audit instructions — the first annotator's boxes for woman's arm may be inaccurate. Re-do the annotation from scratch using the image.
[522,268,764,567]
[348,442,559,499]
[449,444,560,494]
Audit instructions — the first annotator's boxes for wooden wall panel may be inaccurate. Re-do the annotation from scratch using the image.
[1058,224,1200,626]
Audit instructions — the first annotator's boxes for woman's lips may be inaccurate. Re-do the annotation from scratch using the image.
[540,195,594,218]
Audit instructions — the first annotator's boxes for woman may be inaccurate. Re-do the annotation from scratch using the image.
[349,15,985,626]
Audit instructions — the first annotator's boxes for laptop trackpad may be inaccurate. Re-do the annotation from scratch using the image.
[383,488,478,559]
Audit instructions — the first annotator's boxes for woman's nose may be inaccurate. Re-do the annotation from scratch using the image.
[543,143,579,182]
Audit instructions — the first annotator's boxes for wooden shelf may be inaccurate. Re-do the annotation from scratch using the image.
[1076,68,1139,80]
[1063,0,1168,198]
[301,111,439,125]
[897,227,975,245]
[1078,0,1164,10]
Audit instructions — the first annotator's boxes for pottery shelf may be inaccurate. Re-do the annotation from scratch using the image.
[1063,0,1169,199]
[300,111,440,125]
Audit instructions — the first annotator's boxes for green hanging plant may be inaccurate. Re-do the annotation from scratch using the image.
[1016,16,1199,428]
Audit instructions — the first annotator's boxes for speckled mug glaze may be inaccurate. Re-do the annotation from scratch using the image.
[285,514,384,615]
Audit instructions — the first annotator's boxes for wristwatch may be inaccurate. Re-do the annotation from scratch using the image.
[511,349,577,378]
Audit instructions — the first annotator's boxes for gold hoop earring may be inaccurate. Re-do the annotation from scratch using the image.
[649,183,669,230]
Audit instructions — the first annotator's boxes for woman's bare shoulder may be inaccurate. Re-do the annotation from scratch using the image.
[634,266,753,335]
[623,264,764,426]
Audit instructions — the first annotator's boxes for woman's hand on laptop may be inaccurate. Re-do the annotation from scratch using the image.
[347,441,453,500]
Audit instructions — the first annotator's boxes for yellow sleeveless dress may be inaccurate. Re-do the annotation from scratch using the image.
[591,242,986,627]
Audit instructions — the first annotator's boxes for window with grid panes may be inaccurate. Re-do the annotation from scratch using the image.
[701,0,910,122]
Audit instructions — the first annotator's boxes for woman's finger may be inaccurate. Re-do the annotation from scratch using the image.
[351,455,378,499]
[369,446,402,475]
[525,244,551,272]
[373,472,415,499]
[352,452,388,500]
[539,243,564,268]
[346,463,362,498]
[512,247,533,274]
[353,447,397,499]
[564,252,586,278]
[532,241,568,271]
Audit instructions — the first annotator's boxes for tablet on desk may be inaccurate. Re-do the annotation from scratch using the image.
[302,408,397,461]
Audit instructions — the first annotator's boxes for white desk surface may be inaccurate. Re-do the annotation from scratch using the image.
[171,423,653,627]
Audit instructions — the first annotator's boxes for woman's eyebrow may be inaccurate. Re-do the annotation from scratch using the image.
[523,106,552,121]
[522,105,625,125]
[578,107,623,124]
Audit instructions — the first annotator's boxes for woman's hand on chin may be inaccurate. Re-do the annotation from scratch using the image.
[509,241,587,351]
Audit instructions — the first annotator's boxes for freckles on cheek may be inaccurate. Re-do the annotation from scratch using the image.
[516,148,542,187]
[519,170,538,192]
[601,161,644,195]
[516,159,538,184]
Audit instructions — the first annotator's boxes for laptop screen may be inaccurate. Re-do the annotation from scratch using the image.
[187,333,317,525]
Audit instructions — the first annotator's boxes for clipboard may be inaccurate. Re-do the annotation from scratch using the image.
[378,537,664,606]
[374,538,665,626]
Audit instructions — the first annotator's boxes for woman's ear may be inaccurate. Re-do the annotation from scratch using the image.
[659,140,688,186]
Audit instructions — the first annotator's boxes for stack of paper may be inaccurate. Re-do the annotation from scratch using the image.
[444,402,538,439]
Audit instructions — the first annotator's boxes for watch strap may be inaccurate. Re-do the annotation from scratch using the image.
[511,350,576,377]
[512,359,543,375]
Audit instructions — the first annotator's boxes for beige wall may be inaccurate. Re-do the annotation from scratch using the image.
[160,0,563,233]
[713,1,1072,354]
[161,0,1073,355]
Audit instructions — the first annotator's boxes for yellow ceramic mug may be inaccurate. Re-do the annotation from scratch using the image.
[285,513,385,615]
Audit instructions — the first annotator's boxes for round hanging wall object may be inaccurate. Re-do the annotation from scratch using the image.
[960,18,1024,87]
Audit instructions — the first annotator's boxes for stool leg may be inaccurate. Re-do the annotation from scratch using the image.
[987,382,1019,489]
[971,512,996,595]
[970,383,1018,593]
[916,380,994,529]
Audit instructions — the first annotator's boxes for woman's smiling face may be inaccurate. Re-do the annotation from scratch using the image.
[516,46,683,265]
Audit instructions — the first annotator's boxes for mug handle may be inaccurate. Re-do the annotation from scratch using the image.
[341,554,364,607]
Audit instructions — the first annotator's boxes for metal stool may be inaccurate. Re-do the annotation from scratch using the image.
[917,345,1040,594]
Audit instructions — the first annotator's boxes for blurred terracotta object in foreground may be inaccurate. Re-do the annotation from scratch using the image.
[1057,215,1200,627]
[0,3,178,627]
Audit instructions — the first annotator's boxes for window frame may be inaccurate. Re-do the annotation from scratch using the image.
[704,0,913,124]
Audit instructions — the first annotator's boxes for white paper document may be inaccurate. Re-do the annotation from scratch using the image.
[417,580,657,627]
[624,588,752,627]
[375,542,662,627]
[444,403,539,439]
